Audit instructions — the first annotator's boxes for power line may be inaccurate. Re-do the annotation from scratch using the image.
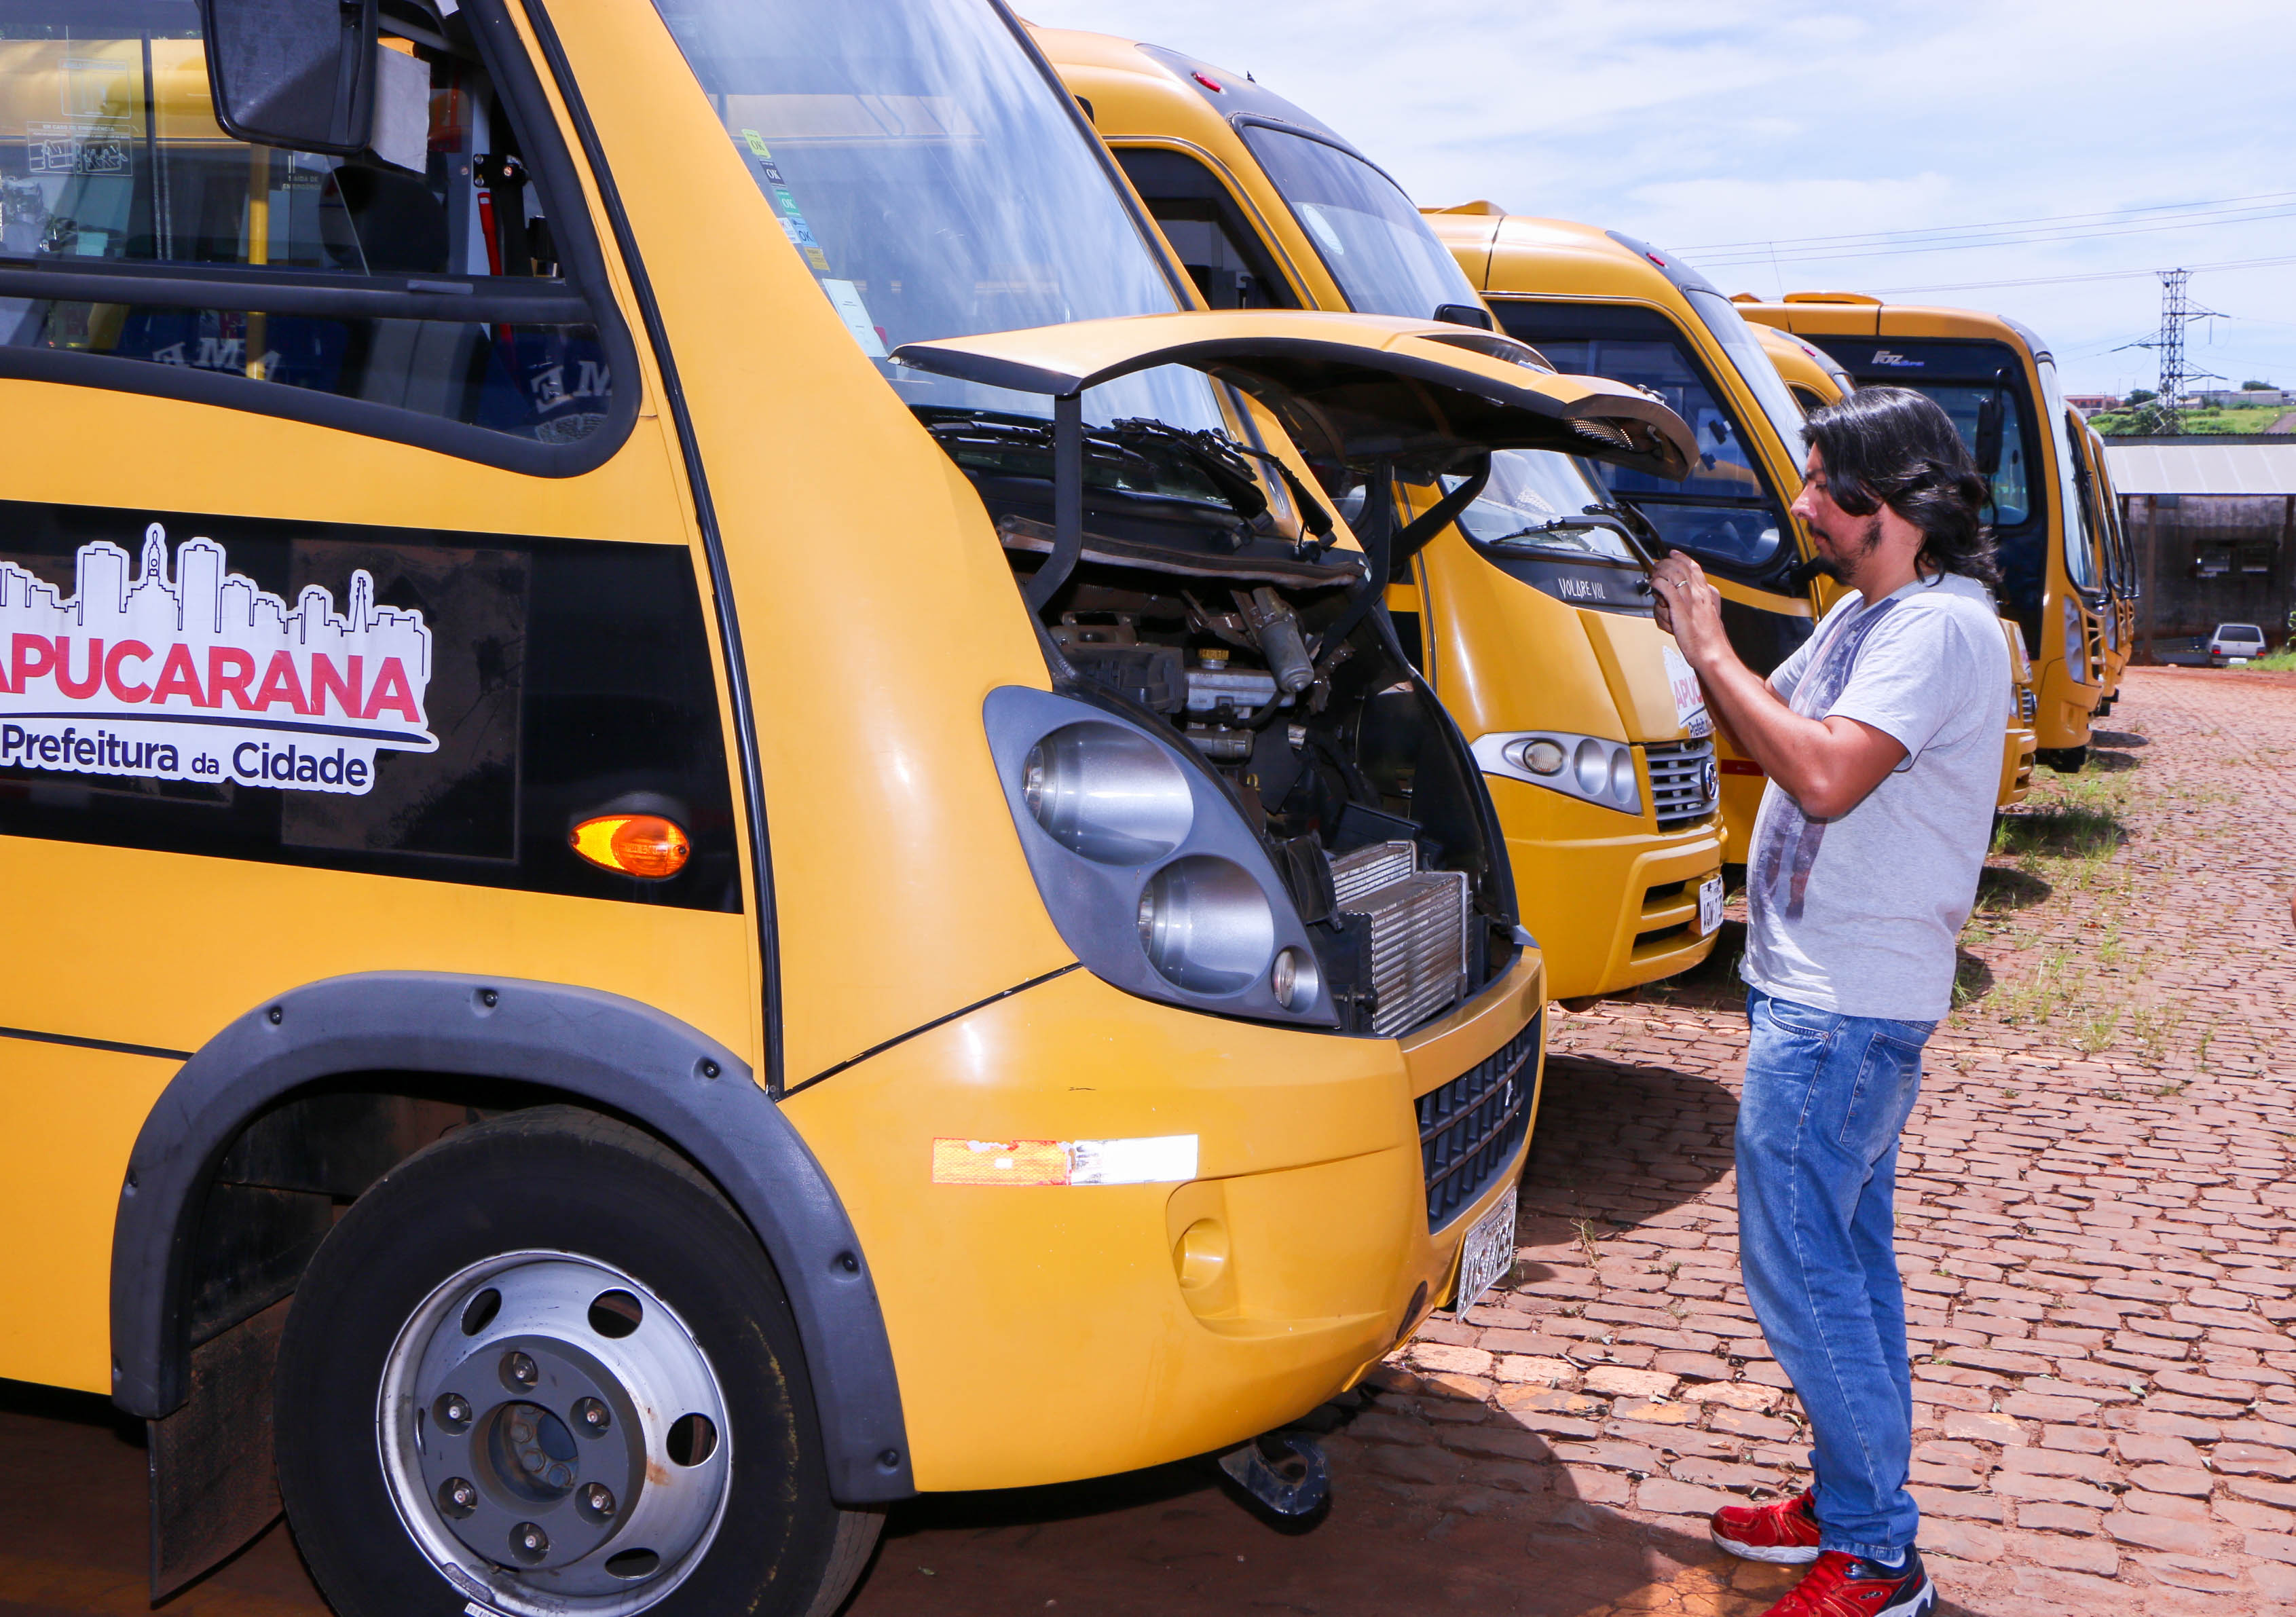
[1852,252,2296,295]
[1686,203,2296,269]
[1676,189,2296,254]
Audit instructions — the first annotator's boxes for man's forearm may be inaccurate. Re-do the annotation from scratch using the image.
[1689,645,1900,820]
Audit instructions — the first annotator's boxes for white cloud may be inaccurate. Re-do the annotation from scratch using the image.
[1027,0,2296,392]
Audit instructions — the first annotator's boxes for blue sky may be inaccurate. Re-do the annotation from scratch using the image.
[1027,1,2296,398]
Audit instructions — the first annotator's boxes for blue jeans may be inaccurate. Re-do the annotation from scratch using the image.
[1737,987,1934,1561]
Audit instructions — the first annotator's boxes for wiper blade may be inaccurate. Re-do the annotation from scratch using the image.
[1487,517,1597,544]
[916,406,1336,550]
[1104,417,1267,527]
[1110,419,1337,555]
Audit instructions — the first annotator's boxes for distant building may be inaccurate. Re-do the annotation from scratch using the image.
[2188,387,2290,409]
[2104,441,2296,654]
[2067,392,2122,416]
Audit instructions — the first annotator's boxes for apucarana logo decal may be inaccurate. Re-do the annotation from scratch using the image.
[0,524,436,794]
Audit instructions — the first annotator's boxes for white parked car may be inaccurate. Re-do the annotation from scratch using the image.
[2208,622,2267,665]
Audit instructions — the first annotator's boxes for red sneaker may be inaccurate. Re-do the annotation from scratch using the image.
[1710,1489,1822,1564]
[1759,1548,1935,1616]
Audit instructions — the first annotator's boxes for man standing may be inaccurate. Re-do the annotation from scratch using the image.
[1650,387,2008,1617]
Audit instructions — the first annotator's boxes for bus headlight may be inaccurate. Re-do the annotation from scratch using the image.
[2062,597,2088,684]
[984,686,1335,1026]
[1484,731,1642,816]
[1023,723,1193,864]
[1138,856,1275,995]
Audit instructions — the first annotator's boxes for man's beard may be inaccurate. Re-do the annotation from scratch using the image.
[1815,513,1886,574]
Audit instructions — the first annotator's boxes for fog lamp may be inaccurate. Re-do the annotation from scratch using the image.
[1516,738,1566,775]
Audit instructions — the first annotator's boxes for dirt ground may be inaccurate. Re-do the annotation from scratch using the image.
[3,665,2289,1617]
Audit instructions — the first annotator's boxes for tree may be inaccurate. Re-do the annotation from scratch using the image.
[2127,388,2158,405]
[2242,379,2275,391]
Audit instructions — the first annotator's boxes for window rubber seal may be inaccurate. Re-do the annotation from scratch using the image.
[518,0,783,1096]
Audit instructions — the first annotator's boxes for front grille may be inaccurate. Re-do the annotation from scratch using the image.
[1417,1012,1540,1229]
[2018,687,2037,722]
[1644,738,1718,830]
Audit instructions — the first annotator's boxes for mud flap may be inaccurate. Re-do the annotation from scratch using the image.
[149,1298,289,1599]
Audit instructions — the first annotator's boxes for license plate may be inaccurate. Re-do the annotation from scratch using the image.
[1452,1193,1516,1316]
[1698,874,1725,937]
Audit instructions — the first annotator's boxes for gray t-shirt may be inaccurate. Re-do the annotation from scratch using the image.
[1741,572,2012,1021]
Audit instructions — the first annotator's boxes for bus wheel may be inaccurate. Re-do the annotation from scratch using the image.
[273,1107,882,1617]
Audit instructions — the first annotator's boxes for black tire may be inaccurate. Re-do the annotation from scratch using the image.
[274,1106,881,1617]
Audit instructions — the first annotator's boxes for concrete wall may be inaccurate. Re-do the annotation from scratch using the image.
[2123,493,2295,654]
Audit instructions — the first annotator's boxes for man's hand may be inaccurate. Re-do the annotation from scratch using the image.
[1651,552,1730,672]
[1648,551,1907,820]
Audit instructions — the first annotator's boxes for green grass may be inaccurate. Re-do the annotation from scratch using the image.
[2091,403,2290,434]
[2244,645,2296,671]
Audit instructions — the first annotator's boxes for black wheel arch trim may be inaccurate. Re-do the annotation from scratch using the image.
[109,971,914,1503]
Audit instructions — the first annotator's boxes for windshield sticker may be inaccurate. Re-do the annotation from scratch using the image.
[1871,350,1924,368]
[741,131,835,274]
[1663,644,1712,738]
[819,278,889,358]
[0,525,436,794]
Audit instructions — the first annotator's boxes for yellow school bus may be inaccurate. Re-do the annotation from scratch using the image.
[1424,208,1847,863]
[2071,411,2134,709]
[1038,27,1730,1001]
[1760,324,2037,806]
[1736,295,2107,769]
[0,3,1704,1612]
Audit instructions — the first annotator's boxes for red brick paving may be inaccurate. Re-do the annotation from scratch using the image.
[2,665,2287,1616]
[1338,667,2296,1614]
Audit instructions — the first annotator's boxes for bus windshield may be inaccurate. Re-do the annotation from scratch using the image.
[1495,300,1783,572]
[650,0,1223,436]
[1815,335,2048,625]
[1240,125,1480,319]
[1452,451,1640,564]
[1681,289,1811,471]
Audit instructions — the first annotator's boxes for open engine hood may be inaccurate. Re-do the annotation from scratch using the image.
[890,309,1694,482]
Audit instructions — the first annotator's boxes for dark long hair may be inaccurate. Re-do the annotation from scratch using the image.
[1802,386,1999,586]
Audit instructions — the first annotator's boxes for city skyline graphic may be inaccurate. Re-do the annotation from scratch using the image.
[0,523,437,796]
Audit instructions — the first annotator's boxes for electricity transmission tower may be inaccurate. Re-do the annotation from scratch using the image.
[2118,268,2223,434]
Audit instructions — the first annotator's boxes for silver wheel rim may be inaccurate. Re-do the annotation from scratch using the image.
[376,1251,732,1616]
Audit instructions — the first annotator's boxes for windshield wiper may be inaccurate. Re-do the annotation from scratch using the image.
[918,407,1336,554]
[1112,420,1338,557]
[919,407,1257,523]
[1104,417,1269,527]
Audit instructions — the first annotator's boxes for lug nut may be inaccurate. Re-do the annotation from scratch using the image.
[445,1395,470,1424]
[513,1522,549,1558]
[503,1351,538,1388]
[582,1482,616,1518]
[439,1476,477,1519]
[574,1396,610,1436]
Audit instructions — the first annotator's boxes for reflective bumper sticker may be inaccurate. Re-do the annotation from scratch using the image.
[931,1135,1200,1187]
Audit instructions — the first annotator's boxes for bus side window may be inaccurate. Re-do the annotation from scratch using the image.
[0,1,630,467]
[1113,147,1299,311]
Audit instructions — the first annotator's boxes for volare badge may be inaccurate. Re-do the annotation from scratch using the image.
[0,524,437,794]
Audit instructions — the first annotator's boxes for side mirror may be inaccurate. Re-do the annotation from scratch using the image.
[1432,302,1495,332]
[1974,392,2004,478]
[202,0,379,155]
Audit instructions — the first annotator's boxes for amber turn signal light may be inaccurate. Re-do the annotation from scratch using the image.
[570,814,690,879]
